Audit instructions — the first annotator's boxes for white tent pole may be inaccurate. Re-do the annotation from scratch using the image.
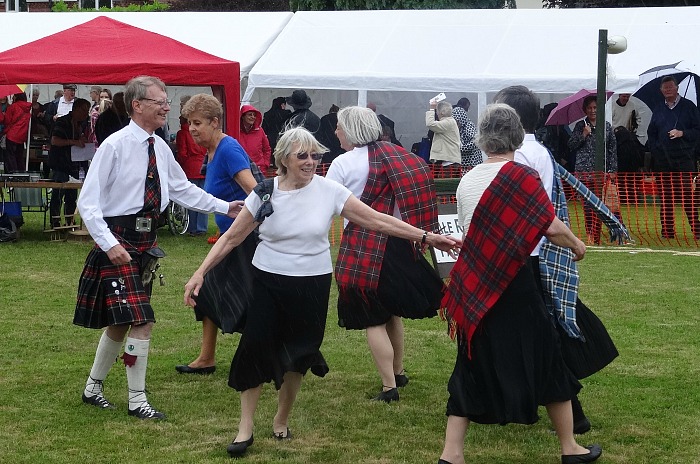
[25,84,33,171]
[357,90,367,108]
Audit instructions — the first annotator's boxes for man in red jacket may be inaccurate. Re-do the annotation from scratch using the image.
[0,92,31,173]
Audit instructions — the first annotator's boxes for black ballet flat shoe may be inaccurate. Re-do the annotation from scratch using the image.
[561,444,602,464]
[272,427,292,440]
[438,459,454,464]
[175,364,216,375]
[372,387,399,403]
[395,372,409,388]
[574,417,592,435]
[227,435,254,457]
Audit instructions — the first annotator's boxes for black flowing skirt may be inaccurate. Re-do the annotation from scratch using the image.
[228,269,332,392]
[192,233,257,334]
[446,263,581,425]
[337,236,444,330]
[558,298,619,379]
[529,256,618,380]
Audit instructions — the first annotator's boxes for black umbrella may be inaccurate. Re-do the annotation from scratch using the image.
[632,62,700,110]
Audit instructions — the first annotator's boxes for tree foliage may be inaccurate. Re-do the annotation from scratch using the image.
[543,0,700,7]
[51,0,169,12]
[290,0,515,9]
[166,0,289,11]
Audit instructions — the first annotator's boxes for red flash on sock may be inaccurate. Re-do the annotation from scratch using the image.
[121,352,137,367]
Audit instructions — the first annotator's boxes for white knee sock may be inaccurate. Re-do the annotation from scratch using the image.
[84,331,123,398]
[124,337,150,411]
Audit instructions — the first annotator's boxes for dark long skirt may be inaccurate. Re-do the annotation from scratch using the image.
[192,233,257,334]
[337,236,444,330]
[228,269,332,392]
[530,256,618,380]
[446,263,581,425]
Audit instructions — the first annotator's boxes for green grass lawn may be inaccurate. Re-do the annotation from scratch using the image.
[1,208,699,463]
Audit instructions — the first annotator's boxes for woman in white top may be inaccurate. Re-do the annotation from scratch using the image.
[184,127,461,458]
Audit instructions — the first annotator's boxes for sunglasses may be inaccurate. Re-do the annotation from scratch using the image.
[295,152,323,161]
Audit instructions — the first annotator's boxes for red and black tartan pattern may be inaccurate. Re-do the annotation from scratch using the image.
[74,225,158,329]
[335,141,438,292]
[143,137,161,220]
[441,162,554,357]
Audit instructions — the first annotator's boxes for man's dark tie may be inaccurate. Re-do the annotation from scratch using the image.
[143,137,161,220]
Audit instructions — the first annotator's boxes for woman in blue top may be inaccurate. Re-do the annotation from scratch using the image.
[175,94,259,375]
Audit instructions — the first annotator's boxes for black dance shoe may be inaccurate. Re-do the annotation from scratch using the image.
[438,459,454,464]
[175,364,216,375]
[128,402,166,420]
[372,387,399,403]
[395,372,409,388]
[82,392,115,409]
[227,435,254,457]
[574,417,591,435]
[272,427,292,440]
[561,444,602,464]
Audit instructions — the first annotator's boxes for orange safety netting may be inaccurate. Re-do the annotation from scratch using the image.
[275,163,700,248]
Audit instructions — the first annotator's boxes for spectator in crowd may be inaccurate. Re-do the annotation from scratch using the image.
[48,98,91,228]
[647,75,700,239]
[438,103,600,464]
[367,102,402,147]
[175,93,259,375]
[426,100,460,166]
[285,89,321,134]
[30,89,50,138]
[452,97,483,169]
[74,76,243,422]
[45,84,77,125]
[239,104,271,173]
[495,85,619,437]
[89,86,102,113]
[183,126,460,457]
[327,106,445,403]
[0,96,7,168]
[176,108,209,236]
[567,95,617,245]
[536,102,574,172]
[316,104,344,163]
[95,92,129,145]
[611,93,641,136]
[262,96,291,157]
[0,93,32,173]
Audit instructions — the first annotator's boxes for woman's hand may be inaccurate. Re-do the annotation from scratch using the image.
[582,124,592,138]
[227,200,245,218]
[426,232,463,259]
[184,272,204,308]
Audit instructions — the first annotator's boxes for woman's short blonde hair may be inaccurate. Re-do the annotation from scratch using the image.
[436,101,453,119]
[336,106,382,147]
[274,127,328,176]
[181,93,223,122]
[475,103,524,155]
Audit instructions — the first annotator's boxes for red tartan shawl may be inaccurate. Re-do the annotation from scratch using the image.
[335,141,438,292]
[441,162,554,357]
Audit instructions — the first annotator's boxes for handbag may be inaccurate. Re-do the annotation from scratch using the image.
[417,136,432,163]
[603,178,621,213]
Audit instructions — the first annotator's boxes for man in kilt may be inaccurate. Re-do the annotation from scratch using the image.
[74,76,243,420]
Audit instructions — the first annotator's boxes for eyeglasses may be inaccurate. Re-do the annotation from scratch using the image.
[295,152,323,161]
[140,98,172,108]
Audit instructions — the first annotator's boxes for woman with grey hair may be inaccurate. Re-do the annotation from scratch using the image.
[184,126,461,457]
[438,104,602,464]
[427,99,461,166]
[327,106,446,403]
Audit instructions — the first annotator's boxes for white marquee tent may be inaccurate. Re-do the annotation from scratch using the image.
[243,7,700,148]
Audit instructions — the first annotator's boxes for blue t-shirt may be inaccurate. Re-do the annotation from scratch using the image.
[204,136,250,233]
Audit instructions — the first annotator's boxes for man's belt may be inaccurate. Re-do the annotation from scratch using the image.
[104,214,155,232]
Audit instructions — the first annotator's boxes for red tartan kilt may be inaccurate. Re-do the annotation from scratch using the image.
[73,226,157,329]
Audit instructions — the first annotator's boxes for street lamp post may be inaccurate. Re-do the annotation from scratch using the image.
[595,30,627,172]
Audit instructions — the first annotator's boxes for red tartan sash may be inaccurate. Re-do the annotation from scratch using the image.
[335,141,438,293]
[441,162,554,357]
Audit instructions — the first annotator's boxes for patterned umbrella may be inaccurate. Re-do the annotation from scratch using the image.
[632,61,699,110]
